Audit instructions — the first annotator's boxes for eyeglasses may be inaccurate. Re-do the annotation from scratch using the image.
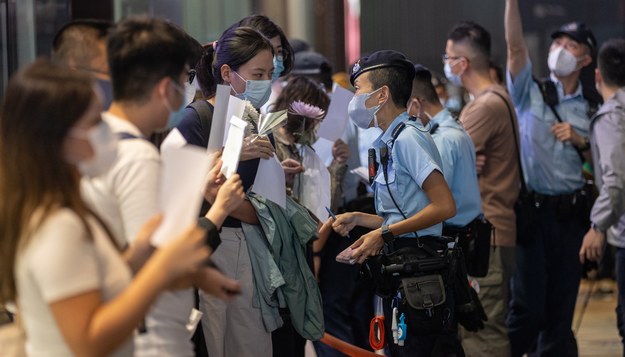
[441,54,463,64]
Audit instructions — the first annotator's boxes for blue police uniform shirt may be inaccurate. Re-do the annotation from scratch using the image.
[506,60,590,195]
[372,112,443,238]
[430,108,482,227]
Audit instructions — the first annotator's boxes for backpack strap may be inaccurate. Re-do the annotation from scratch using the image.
[189,100,214,142]
[533,77,587,164]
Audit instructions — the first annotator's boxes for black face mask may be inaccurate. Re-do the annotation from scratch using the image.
[96,78,113,110]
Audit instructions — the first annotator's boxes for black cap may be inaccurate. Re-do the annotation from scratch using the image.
[292,51,331,75]
[349,50,415,85]
[413,64,432,83]
[551,22,597,54]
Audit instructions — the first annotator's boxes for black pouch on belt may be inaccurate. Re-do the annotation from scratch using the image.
[399,274,451,335]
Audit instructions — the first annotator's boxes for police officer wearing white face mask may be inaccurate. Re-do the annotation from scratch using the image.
[505,1,599,355]
[320,50,461,356]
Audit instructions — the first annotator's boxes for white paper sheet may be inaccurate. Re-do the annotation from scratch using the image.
[350,166,370,183]
[294,145,331,222]
[151,145,211,246]
[207,85,232,152]
[251,155,286,208]
[317,84,354,141]
[220,116,247,178]
[160,128,187,153]
[312,137,335,167]
[222,96,246,146]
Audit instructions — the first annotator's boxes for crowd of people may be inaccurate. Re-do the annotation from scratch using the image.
[1,0,625,356]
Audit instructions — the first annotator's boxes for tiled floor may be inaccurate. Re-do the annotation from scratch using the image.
[576,279,621,356]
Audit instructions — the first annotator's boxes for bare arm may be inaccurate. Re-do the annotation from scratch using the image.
[50,226,209,357]
[386,170,456,236]
[505,0,529,78]
[348,171,456,263]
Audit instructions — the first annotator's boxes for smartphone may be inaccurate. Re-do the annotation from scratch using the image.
[336,246,357,265]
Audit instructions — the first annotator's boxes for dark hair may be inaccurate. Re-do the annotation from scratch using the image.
[196,26,273,98]
[448,21,491,69]
[272,76,330,137]
[235,15,294,77]
[107,15,195,102]
[368,67,413,108]
[51,19,112,70]
[598,38,625,88]
[412,69,441,105]
[0,59,95,302]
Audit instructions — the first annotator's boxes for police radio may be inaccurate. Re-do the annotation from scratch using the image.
[368,148,378,184]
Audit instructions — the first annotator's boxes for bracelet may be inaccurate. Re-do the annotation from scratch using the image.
[313,251,323,257]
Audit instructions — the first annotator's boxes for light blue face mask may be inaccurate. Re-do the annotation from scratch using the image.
[348,87,384,129]
[164,80,187,129]
[272,55,285,82]
[232,71,272,108]
[444,61,463,87]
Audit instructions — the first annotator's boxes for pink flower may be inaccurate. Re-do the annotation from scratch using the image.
[288,101,325,120]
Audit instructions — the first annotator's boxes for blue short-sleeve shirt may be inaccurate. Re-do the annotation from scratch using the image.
[430,109,482,227]
[506,60,590,194]
[372,112,443,238]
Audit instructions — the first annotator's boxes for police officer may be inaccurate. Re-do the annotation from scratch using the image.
[320,50,458,356]
[408,64,483,242]
[505,0,598,355]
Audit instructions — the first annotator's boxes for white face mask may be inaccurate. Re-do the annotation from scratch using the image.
[548,46,582,77]
[348,87,384,129]
[69,121,118,178]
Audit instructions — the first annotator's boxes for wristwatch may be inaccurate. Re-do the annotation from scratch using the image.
[381,224,395,244]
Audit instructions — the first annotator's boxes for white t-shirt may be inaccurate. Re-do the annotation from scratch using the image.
[81,113,195,356]
[16,208,133,357]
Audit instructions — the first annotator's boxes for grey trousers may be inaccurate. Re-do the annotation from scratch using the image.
[199,227,272,357]
[460,245,516,357]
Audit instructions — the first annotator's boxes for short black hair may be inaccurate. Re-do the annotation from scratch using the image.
[448,21,491,69]
[107,16,195,103]
[412,67,440,104]
[368,67,413,108]
[598,38,625,88]
[52,19,112,67]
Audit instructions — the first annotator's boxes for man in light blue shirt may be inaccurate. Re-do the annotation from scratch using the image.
[505,0,598,355]
[408,64,482,229]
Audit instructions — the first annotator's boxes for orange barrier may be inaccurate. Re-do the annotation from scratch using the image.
[319,332,385,357]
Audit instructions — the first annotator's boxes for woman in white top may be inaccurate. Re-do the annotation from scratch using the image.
[0,59,243,356]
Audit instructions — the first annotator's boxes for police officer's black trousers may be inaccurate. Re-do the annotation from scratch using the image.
[507,197,585,356]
